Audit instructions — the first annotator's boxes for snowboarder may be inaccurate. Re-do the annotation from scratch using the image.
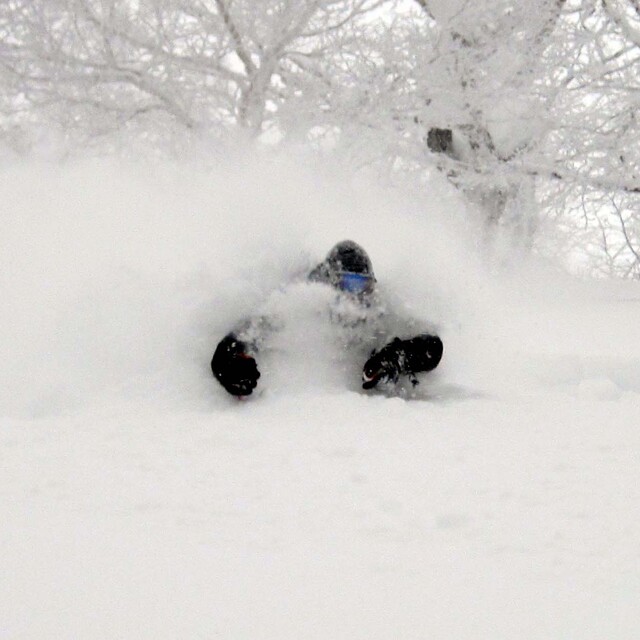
[211,240,443,396]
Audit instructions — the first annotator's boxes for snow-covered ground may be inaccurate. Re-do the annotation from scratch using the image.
[2,158,640,639]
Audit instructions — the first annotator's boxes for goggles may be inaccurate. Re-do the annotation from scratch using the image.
[337,271,374,295]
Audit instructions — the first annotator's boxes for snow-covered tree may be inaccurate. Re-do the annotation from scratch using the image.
[1,0,639,276]
[0,0,395,152]
[410,1,566,236]
[541,0,640,277]
[358,0,640,272]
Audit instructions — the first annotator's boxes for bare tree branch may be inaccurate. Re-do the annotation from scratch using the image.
[213,0,256,75]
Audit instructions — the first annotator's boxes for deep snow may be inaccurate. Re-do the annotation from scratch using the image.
[2,157,640,639]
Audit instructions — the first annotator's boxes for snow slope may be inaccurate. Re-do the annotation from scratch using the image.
[2,157,640,639]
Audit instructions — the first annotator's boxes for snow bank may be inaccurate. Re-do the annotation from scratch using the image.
[3,393,640,639]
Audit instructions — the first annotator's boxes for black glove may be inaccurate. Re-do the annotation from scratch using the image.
[362,338,405,389]
[362,334,443,390]
[211,334,260,396]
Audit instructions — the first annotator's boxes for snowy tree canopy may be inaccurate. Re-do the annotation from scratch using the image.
[0,0,639,276]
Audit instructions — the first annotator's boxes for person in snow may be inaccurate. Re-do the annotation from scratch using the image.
[211,240,443,396]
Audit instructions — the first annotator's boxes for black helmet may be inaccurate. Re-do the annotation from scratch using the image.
[325,240,374,277]
[309,240,376,294]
